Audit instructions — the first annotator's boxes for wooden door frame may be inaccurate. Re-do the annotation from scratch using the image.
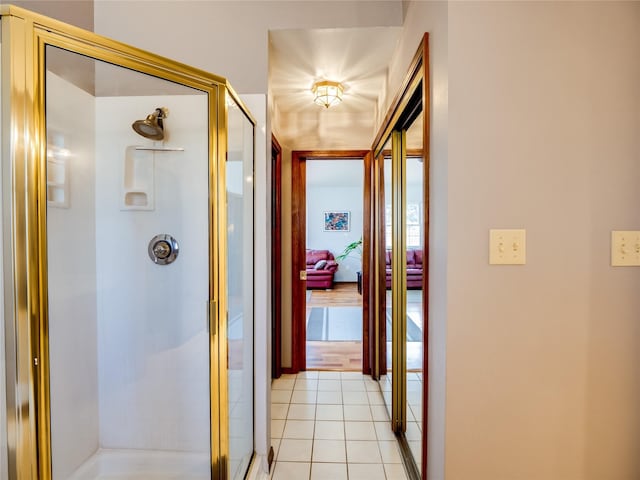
[271,135,282,378]
[420,33,430,479]
[291,150,373,373]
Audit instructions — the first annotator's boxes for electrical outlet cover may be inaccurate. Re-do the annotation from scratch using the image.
[489,229,526,265]
[611,231,640,266]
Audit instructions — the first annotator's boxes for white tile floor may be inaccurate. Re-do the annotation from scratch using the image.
[271,372,409,480]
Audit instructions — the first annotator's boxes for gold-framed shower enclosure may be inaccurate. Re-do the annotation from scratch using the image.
[0,5,255,479]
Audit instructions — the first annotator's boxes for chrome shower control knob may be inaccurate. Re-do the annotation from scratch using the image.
[148,234,179,265]
[153,241,171,259]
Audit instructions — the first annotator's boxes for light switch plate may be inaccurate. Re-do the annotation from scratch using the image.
[490,229,526,265]
[611,231,640,266]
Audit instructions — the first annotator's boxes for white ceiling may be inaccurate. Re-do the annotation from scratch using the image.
[269,26,401,149]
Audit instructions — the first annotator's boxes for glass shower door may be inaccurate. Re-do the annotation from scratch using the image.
[226,97,254,480]
[45,45,212,479]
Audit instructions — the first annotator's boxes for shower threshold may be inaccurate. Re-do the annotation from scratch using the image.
[67,448,210,480]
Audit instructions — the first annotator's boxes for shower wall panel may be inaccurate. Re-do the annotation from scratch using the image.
[46,72,100,480]
[94,95,209,452]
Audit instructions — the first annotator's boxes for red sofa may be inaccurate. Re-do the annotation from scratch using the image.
[385,249,423,289]
[306,249,339,289]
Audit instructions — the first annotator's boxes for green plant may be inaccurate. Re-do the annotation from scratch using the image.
[336,237,362,262]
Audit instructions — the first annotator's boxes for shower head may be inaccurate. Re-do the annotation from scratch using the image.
[132,107,168,140]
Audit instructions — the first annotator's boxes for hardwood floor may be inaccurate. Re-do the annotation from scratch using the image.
[307,282,362,307]
[306,283,363,371]
[306,341,362,370]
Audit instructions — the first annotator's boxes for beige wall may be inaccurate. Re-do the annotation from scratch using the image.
[382,2,640,479]
[446,2,640,479]
[13,0,93,30]
[94,1,402,94]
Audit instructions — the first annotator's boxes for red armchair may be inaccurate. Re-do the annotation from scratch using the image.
[306,249,339,289]
[385,249,423,289]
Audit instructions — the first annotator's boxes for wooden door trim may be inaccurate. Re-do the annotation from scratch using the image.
[420,32,431,479]
[271,135,282,378]
[362,151,373,375]
[291,150,372,373]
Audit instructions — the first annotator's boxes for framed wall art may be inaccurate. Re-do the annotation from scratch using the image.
[324,211,350,232]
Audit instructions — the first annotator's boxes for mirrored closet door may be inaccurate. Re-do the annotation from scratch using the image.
[372,33,428,479]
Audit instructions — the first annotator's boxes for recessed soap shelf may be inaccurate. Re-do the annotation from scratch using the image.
[122,145,184,211]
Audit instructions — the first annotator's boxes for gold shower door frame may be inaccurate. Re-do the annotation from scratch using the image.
[0,6,252,479]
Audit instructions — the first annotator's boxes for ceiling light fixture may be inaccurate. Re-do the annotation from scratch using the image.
[312,80,343,108]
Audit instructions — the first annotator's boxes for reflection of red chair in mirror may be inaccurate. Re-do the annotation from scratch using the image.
[385,249,423,289]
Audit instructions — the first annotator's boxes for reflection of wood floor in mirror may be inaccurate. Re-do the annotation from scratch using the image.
[306,283,362,370]
[386,289,424,371]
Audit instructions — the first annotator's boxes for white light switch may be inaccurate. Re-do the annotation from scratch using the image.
[490,229,526,265]
[611,231,640,266]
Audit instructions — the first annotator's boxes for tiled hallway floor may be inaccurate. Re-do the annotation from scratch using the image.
[271,371,408,480]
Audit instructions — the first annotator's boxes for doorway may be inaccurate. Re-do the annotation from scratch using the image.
[305,159,364,370]
[291,150,373,374]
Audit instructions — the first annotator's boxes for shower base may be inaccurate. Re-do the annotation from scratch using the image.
[67,448,210,480]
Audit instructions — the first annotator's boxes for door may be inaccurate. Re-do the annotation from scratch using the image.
[374,106,424,477]
[404,112,425,472]
[372,34,429,479]
[44,45,213,479]
[225,96,255,479]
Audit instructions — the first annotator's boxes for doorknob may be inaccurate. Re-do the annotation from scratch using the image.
[300,270,307,280]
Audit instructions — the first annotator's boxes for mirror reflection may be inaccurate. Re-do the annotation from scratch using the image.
[405,111,424,471]
[379,136,393,417]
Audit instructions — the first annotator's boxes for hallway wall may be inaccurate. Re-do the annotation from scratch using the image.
[94,1,402,94]
[380,2,640,479]
[13,0,93,31]
[445,2,640,479]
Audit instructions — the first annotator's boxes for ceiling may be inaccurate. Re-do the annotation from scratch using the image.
[269,26,401,150]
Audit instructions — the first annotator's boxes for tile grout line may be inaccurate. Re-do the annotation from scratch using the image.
[342,378,349,480]
[273,372,394,480]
